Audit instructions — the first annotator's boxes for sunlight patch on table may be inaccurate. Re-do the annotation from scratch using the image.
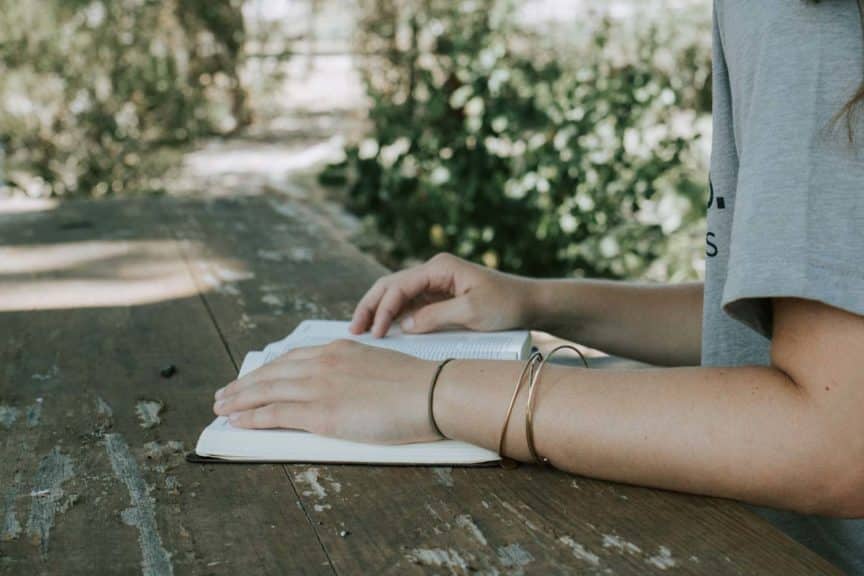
[0,240,250,311]
[0,197,59,215]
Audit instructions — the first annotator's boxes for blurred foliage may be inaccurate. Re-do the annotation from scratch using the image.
[326,0,712,279]
[0,0,249,197]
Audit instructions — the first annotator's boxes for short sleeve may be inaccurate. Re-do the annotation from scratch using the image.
[721,7,864,337]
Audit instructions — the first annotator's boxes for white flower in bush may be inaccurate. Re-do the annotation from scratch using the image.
[429,166,450,185]
[358,139,379,160]
[400,155,418,178]
[465,96,485,118]
[559,212,578,234]
[379,137,410,168]
[449,85,473,109]
[488,69,510,94]
[599,235,621,258]
[575,191,595,212]
[504,177,527,200]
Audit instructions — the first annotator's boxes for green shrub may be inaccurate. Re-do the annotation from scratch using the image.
[329,1,711,279]
[0,0,249,197]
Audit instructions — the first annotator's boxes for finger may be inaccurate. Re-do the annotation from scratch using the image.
[215,348,325,399]
[371,269,443,337]
[402,296,472,333]
[214,378,309,416]
[354,259,457,336]
[350,277,390,334]
[228,403,312,430]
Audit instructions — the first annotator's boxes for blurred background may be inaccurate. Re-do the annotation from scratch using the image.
[0,0,712,282]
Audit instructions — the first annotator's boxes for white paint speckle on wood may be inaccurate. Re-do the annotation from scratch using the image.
[0,405,19,429]
[289,247,314,262]
[238,313,257,331]
[143,440,184,460]
[456,514,488,546]
[602,533,642,555]
[104,434,173,576]
[407,547,470,574]
[499,500,540,533]
[497,543,534,569]
[31,366,59,382]
[294,468,327,499]
[26,399,43,428]
[25,447,74,556]
[558,535,601,567]
[645,546,677,570]
[1,473,23,541]
[432,467,454,487]
[95,396,113,419]
[135,400,164,429]
[261,293,284,308]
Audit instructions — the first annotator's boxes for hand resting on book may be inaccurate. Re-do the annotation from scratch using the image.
[213,339,445,444]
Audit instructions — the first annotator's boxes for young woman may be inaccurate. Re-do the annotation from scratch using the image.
[213,2,864,572]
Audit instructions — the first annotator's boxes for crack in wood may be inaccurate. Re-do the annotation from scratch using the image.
[166,206,239,373]
[281,466,338,576]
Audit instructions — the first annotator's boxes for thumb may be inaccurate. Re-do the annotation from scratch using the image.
[401,297,470,334]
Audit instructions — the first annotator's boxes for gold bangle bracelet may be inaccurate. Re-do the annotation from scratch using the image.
[525,345,589,465]
[497,351,543,468]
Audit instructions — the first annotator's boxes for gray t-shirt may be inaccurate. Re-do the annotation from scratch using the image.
[703,0,864,572]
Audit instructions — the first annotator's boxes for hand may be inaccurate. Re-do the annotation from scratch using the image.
[212,339,441,444]
[350,252,535,337]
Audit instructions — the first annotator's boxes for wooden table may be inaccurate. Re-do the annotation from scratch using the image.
[0,196,841,575]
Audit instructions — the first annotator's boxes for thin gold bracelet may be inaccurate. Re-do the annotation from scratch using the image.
[429,358,456,439]
[525,345,589,465]
[497,351,543,468]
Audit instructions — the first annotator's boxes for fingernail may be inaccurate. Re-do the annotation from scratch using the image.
[401,316,415,331]
[214,400,225,411]
[228,412,239,421]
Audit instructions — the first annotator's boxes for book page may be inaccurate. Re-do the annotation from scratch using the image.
[259,320,529,364]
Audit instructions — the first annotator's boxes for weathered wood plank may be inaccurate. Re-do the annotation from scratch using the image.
[174,194,841,576]
[0,198,332,575]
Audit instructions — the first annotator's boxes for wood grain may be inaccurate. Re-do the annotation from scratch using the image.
[0,198,331,575]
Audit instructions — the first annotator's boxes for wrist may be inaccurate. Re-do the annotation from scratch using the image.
[515,277,545,329]
[525,279,593,338]
[434,359,534,461]
[520,278,560,332]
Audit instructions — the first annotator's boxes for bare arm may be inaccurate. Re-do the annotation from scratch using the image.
[216,297,864,517]
[434,298,864,516]
[349,253,703,367]
[528,280,704,366]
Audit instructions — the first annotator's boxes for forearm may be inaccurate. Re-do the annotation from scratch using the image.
[526,280,703,366]
[433,359,859,516]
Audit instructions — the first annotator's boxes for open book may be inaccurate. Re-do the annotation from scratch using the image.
[193,320,532,465]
